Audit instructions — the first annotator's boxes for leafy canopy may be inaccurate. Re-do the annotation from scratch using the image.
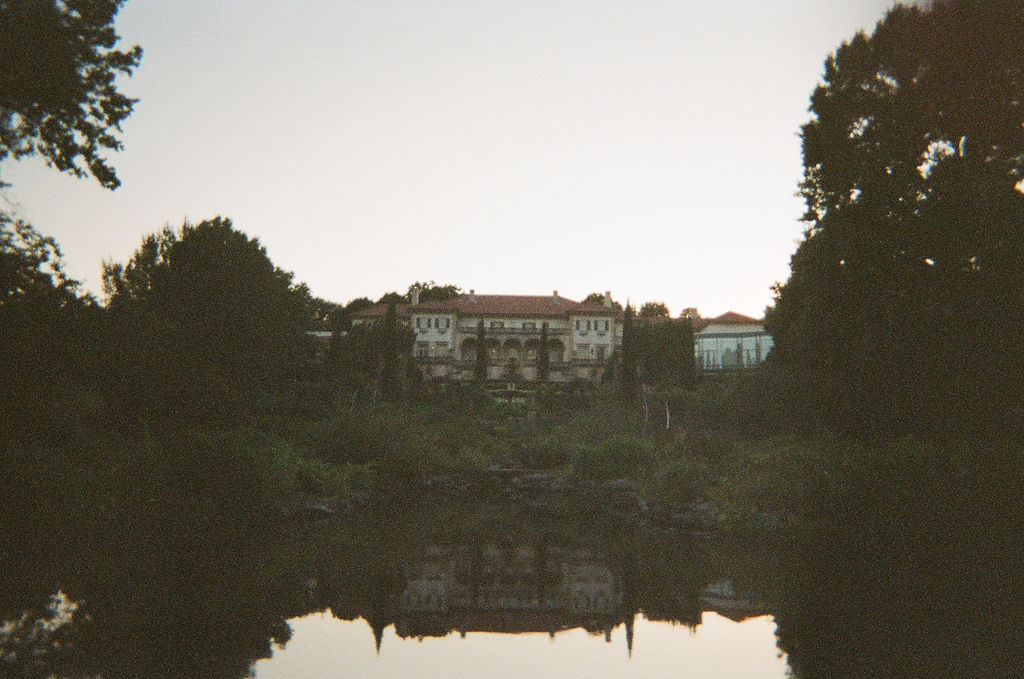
[103,218,312,417]
[1,214,82,307]
[0,0,142,189]
[768,0,1024,436]
[638,301,669,318]
[583,291,622,310]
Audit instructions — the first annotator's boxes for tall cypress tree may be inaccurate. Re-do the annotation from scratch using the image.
[474,319,487,381]
[538,322,550,382]
[620,305,637,401]
[381,301,399,398]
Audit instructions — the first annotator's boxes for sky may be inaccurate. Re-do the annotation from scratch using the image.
[3,0,899,317]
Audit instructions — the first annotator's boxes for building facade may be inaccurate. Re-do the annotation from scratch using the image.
[353,291,621,382]
[693,311,773,371]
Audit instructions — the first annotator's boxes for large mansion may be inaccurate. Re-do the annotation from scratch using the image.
[351,291,772,381]
[352,291,621,382]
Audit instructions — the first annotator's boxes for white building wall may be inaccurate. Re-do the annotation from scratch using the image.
[412,313,456,357]
[569,315,616,361]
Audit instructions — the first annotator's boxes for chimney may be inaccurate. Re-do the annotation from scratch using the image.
[469,289,477,303]
[553,289,559,305]
[604,291,612,308]
[410,288,420,306]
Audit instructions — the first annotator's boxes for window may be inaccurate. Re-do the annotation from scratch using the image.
[415,318,421,328]
[446,318,451,329]
[596,346,606,360]
[575,320,581,331]
[586,320,592,331]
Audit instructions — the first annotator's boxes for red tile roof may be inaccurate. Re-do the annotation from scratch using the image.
[356,294,620,319]
[708,311,763,324]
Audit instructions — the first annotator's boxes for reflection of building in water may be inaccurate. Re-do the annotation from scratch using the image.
[394,544,629,645]
[326,541,771,656]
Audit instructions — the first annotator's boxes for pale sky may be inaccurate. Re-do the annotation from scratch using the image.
[2,0,898,317]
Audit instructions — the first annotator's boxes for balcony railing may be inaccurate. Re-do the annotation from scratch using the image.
[421,357,586,368]
[454,326,569,337]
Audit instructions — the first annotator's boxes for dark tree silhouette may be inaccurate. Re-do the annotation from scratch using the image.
[768,0,1024,436]
[102,217,312,420]
[380,301,400,399]
[1,217,81,306]
[620,304,638,401]
[408,281,462,303]
[638,301,669,318]
[1,217,106,448]
[310,296,344,331]
[0,0,142,189]
[582,291,622,310]
[376,291,406,306]
[538,322,550,382]
[634,317,696,386]
[474,319,487,381]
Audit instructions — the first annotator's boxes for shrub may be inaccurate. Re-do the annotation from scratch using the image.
[572,434,654,481]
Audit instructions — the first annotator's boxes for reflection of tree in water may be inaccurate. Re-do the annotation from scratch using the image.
[0,456,307,679]
[774,455,1024,679]
[2,489,779,675]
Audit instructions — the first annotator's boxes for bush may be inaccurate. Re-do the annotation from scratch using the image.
[572,434,654,481]
[649,457,712,503]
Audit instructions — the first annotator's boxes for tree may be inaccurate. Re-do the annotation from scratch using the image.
[328,315,412,400]
[1,215,81,307]
[537,321,550,382]
[0,0,142,189]
[1,217,106,447]
[376,290,406,306]
[768,0,1024,436]
[329,296,373,332]
[408,280,462,303]
[634,317,696,386]
[583,291,622,310]
[103,217,312,420]
[380,301,400,399]
[620,304,637,401]
[474,319,487,381]
[309,296,344,331]
[638,301,669,318]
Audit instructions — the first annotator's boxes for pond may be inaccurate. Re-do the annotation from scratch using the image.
[252,532,787,679]
[253,611,785,679]
[2,474,1022,679]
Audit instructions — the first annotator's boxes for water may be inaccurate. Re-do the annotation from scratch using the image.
[249,535,788,678]
[3,466,1023,679]
[253,612,786,679]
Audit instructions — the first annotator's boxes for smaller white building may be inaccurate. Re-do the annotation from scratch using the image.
[694,312,773,371]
